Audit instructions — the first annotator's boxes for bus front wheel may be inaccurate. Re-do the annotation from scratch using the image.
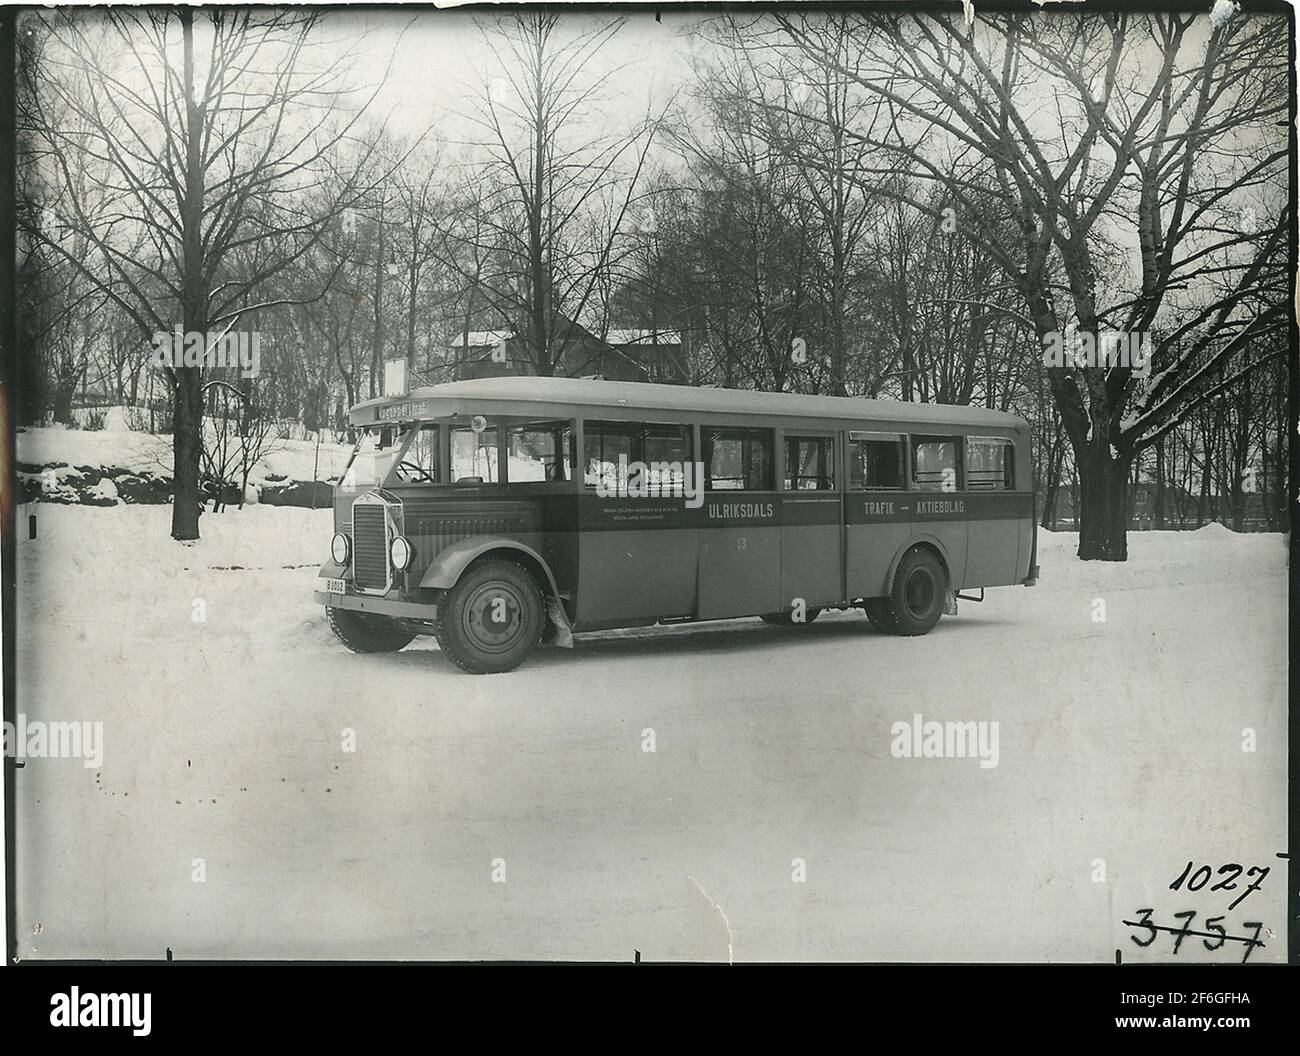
[326,606,417,653]
[862,598,893,632]
[875,549,947,636]
[434,559,544,674]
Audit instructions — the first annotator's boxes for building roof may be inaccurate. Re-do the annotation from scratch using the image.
[448,330,512,348]
[604,328,683,346]
[449,327,683,349]
[351,376,1028,430]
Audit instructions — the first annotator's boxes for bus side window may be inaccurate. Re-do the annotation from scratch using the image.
[583,421,690,488]
[911,435,959,491]
[849,434,904,490]
[392,424,440,484]
[785,435,835,490]
[965,436,1015,491]
[584,421,637,486]
[450,424,500,483]
[705,427,773,490]
[508,420,574,482]
[641,424,692,490]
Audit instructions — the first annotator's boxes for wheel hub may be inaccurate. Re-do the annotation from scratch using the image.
[462,584,526,653]
[904,567,936,619]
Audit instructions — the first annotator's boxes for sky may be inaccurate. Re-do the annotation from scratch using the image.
[312,7,702,147]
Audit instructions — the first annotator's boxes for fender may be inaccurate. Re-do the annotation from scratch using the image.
[883,532,953,595]
[419,535,560,596]
[317,558,347,579]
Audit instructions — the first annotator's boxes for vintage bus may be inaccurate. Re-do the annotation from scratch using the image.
[314,377,1039,673]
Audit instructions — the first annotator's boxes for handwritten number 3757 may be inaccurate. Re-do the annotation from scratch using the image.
[1127,909,1264,963]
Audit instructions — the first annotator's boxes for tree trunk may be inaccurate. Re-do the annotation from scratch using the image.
[171,9,205,542]
[406,258,418,377]
[1076,447,1132,560]
[1041,474,1059,531]
[371,203,385,398]
[51,379,75,425]
[1154,438,1165,530]
[172,370,202,539]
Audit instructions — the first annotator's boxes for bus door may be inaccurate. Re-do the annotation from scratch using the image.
[844,431,910,599]
[780,431,843,609]
[962,435,1024,586]
[908,434,970,590]
[578,420,698,624]
[698,425,781,620]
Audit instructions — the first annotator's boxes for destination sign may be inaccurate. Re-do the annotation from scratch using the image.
[376,399,434,421]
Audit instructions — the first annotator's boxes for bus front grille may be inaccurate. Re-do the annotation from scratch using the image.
[351,503,390,591]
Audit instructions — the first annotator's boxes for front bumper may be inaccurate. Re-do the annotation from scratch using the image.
[314,590,437,620]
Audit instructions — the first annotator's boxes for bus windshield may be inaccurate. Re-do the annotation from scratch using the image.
[340,427,402,489]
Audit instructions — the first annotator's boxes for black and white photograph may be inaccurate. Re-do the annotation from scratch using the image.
[0,0,1295,994]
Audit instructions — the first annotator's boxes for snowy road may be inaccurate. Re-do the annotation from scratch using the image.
[10,505,1290,961]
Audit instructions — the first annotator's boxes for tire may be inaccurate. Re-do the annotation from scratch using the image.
[881,548,947,636]
[862,597,894,632]
[326,606,417,653]
[433,558,544,674]
[759,607,823,626]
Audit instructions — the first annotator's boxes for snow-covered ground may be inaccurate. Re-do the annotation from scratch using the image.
[8,504,1289,962]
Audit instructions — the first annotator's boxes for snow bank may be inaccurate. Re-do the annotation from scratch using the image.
[1035,526,1286,594]
[16,502,338,649]
[17,415,354,486]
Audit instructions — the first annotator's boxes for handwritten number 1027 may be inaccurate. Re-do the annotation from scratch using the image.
[1168,861,1268,912]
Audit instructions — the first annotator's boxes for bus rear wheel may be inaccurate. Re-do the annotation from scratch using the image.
[434,559,544,674]
[326,606,417,653]
[760,607,822,626]
[872,549,947,636]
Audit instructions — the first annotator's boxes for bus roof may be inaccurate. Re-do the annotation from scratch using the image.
[350,377,1027,431]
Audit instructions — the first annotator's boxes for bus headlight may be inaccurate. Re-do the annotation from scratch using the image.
[331,532,351,565]
[390,535,413,571]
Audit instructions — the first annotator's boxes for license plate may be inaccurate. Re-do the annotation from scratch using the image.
[325,578,347,595]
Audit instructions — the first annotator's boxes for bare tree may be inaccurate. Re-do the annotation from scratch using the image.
[25,8,392,538]
[453,11,660,375]
[777,9,1289,558]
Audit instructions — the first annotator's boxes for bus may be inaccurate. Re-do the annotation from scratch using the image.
[314,377,1039,673]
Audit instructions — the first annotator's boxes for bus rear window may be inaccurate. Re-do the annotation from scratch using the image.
[966,437,1015,490]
